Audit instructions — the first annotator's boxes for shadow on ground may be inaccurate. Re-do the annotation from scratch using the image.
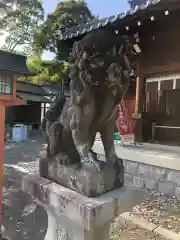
[3,166,47,240]
[4,133,46,165]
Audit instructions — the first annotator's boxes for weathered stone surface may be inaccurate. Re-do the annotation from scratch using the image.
[125,162,138,175]
[132,176,145,188]
[175,186,180,199]
[124,173,133,185]
[22,175,147,231]
[145,179,157,191]
[167,171,180,186]
[123,159,127,169]
[149,167,167,181]
[137,164,150,178]
[158,182,175,196]
[39,157,124,197]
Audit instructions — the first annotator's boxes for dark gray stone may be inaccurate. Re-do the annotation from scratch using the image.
[39,157,124,197]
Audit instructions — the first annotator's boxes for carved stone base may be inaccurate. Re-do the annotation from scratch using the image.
[39,157,124,197]
[22,175,146,240]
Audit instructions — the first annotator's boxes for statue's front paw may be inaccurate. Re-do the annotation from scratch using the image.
[81,157,90,163]
[81,157,100,171]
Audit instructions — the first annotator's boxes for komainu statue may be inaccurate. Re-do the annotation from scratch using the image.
[40,30,132,197]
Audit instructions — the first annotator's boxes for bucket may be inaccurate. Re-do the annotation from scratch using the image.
[12,124,24,142]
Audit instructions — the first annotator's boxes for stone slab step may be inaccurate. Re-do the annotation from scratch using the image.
[119,212,180,240]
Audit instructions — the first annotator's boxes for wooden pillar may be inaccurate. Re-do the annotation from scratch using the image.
[133,58,144,142]
[135,76,140,114]
[135,75,144,113]
[13,74,17,98]
[0,102,5,227]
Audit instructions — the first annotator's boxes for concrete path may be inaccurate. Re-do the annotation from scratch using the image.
[95,132,180,159]
[93,139,180,171]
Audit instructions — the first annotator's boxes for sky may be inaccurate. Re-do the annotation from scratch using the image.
[43,0,129,18]
[43,0,129,59]
[0,1,129,59]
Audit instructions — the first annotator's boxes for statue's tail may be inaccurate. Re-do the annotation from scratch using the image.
[41,95,67,133]
[45,95,66,121]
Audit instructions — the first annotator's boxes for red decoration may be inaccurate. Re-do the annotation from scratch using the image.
[116,100,133,136]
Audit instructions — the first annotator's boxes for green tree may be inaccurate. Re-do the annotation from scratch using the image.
[0,0,44,56]
[34,0,95,59]
[24,0,95,85]
[21,57,70,85]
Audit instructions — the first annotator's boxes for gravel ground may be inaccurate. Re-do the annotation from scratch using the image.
[3,166,47,240]
[4,132,46,166]
[110,221,167,240]
[131,189,180,234]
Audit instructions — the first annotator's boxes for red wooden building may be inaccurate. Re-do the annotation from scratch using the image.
[58,0,180,145]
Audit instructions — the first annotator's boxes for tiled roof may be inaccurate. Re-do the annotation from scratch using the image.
[17,81,49,96]
[56,0,170,40]
[42,83,70,97]
[16,81,52,103]
[16,92,51,103]
[0,50,33,75]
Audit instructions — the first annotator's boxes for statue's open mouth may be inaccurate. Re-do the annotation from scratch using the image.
[87,75,100,86]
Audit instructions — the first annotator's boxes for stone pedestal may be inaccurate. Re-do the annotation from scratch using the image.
[22,175,146,240]
[39,157,124,197]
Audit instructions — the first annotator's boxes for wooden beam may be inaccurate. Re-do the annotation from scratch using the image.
[4,99,25,106]
[144,62,180,76]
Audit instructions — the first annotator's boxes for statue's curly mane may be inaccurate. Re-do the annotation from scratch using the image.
[69,30,131,89]
[70,30,127,58]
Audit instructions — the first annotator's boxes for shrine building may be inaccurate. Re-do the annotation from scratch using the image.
[57,0,180,145]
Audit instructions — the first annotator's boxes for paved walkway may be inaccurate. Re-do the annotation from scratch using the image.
[94,138,180,171]
[95,132,180,158]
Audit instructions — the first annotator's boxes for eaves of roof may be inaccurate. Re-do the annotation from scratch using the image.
[0,50,34,76]
[57,0,178,40]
